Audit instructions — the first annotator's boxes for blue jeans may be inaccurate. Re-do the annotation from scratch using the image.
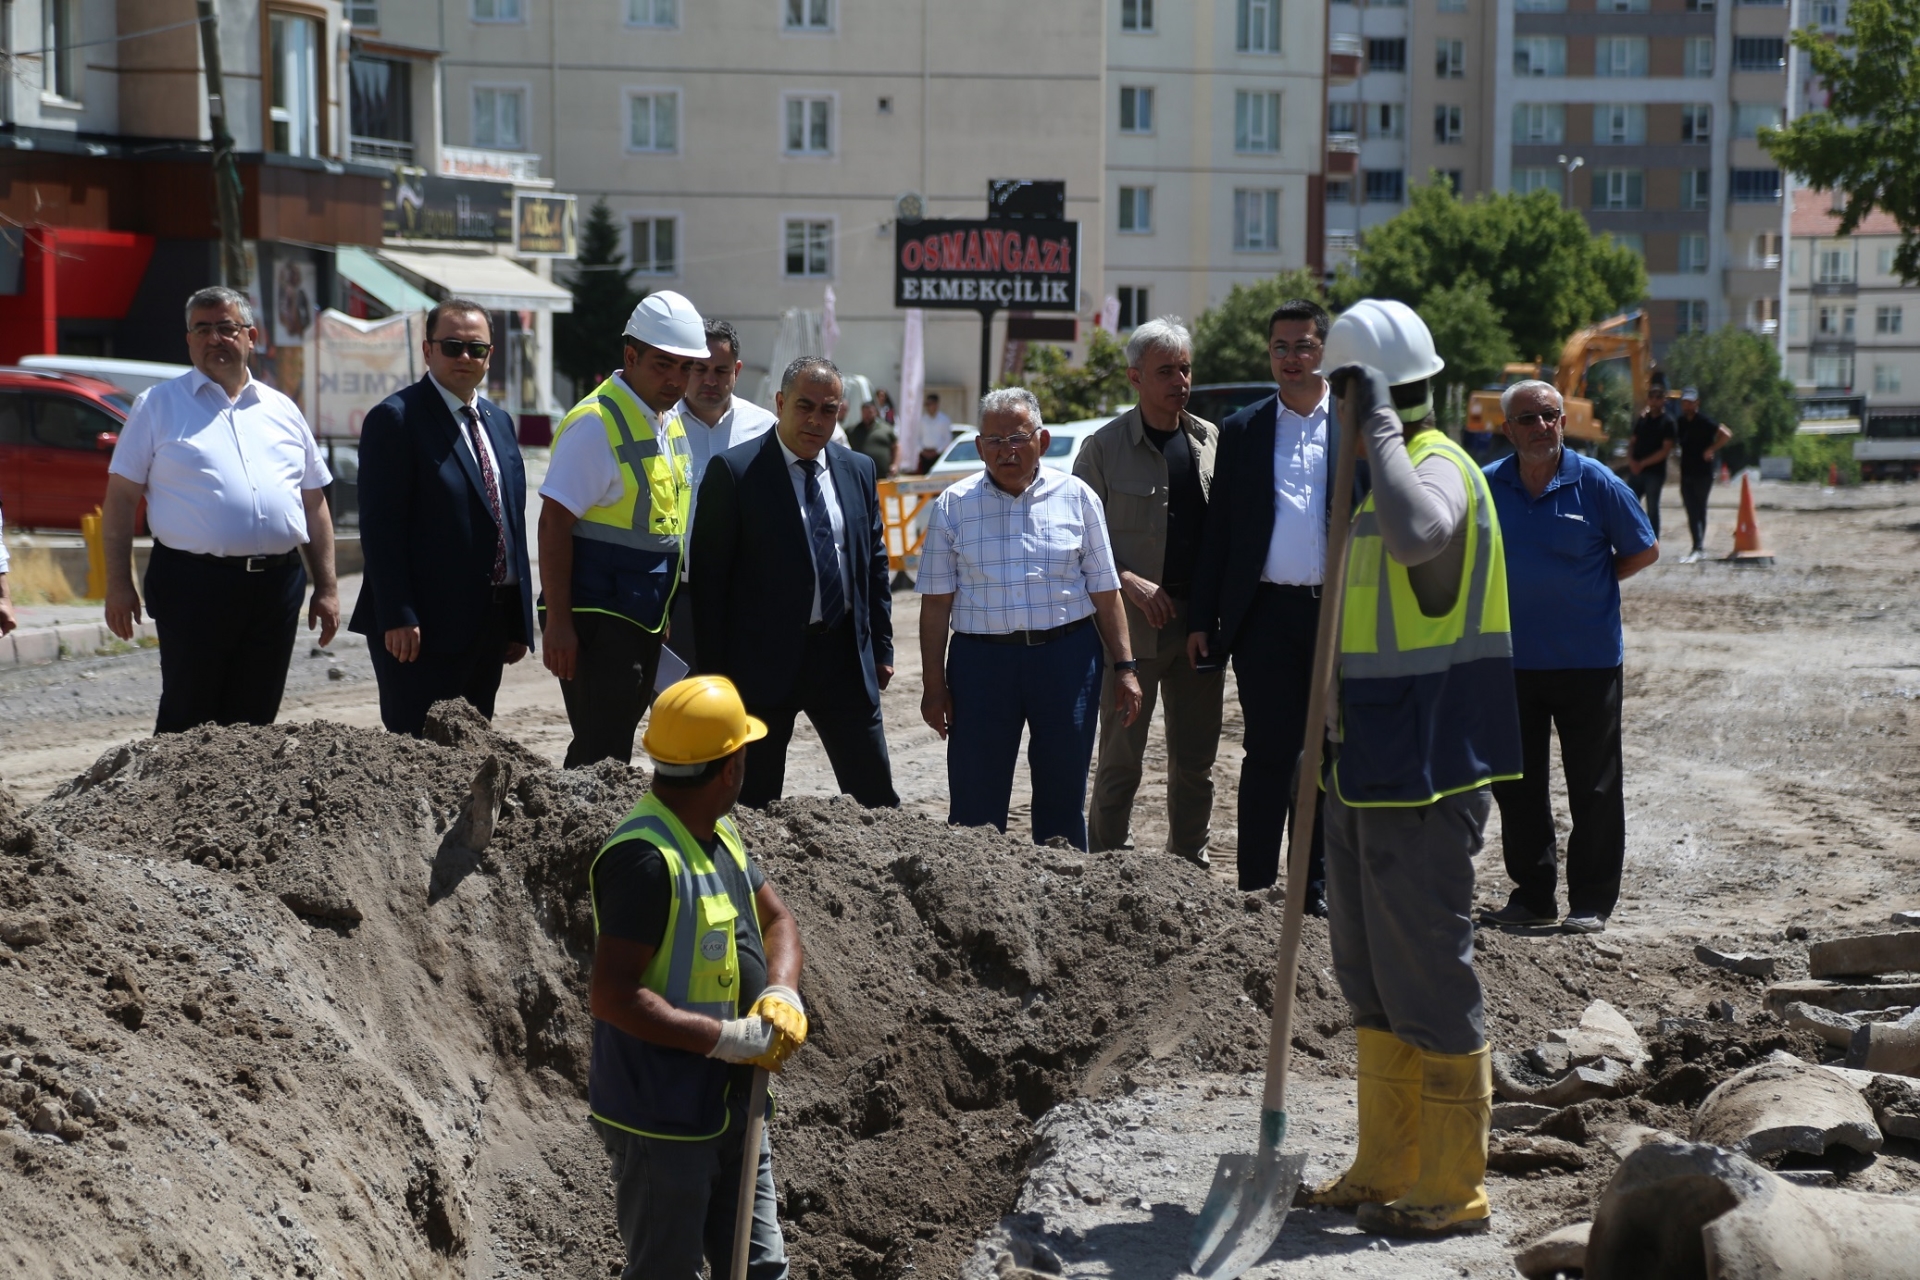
[594,1107,788,1280]
[946,621,1105,848]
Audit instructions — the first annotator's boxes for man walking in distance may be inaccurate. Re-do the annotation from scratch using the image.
[1674,387,1732,562]
[1187,299,1337,911]
[918,388,1143,849]
[1075,317,1223,868]
[102,286,339,732]
[1479,381,1657,933]
[692,358,898,809]
[1624,382,1675,540]
[350,300,534,735]
[588,675,805,1279]
[538,291,705,767]
[914,392,954,473]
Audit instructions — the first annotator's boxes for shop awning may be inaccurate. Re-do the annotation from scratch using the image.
[336,245,436,313]
[375,248,573,313]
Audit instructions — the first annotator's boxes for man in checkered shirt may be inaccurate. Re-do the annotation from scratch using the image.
[917,387,1143,849]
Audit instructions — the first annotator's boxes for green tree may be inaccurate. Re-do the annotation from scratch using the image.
[1020,327,1131,422]
[1661,326,1799,460]
[1415,278,1514,428]
[1763,0,1920,281]
[1190,268,1327,383]
[554,199,642,394]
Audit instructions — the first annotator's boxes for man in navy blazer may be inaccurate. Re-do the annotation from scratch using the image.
[690,356,898,809]
[349,300,535,735]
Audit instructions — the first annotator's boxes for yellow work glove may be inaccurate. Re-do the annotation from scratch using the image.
[747,984,808,1072]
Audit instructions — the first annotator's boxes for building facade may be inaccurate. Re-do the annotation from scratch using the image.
[1785,189,1919,416]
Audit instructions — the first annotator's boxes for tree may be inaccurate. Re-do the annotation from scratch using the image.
[1190,268,1327,383]
[1763,0,1920,282]
[1020,327,1131,422]
[554,199,642,394]
[1415,279,1514,428]
[1660,326,1799,461]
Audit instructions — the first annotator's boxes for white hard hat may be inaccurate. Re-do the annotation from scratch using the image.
[623,290,709,359]
[1323,298,1445,387]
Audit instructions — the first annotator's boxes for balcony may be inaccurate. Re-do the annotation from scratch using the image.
[1330,34,1364,84]
[1327,133,1360,175]
[439,145,543,183]
[349,135,414,167]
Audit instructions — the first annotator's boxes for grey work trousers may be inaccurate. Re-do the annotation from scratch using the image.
[1324,784,1490,1056]
[1087,603,1225,860]
[594,1112,789,1280]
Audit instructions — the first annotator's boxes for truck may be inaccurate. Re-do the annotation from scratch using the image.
[1855,411,1920,480]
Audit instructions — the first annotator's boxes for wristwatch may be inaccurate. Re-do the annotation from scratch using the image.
[1113,660,1140,673]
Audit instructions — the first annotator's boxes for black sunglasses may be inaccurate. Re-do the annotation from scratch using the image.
[434,339,493,359]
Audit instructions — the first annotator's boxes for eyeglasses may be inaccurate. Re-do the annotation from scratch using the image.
[188,322,246,340]
[978,432,1036,450]
[1271,341,1323,358]
[434,339,494,359]
[1510,410,1563,427]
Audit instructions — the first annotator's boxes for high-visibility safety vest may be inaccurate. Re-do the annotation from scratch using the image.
[545,373,692,632]
[1332,428,1523,808]
[587,792,763,1139]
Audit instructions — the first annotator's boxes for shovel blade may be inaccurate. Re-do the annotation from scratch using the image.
[1187,1147,1309,1279]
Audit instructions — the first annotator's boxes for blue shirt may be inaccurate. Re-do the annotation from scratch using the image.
[1485,449,1655,670]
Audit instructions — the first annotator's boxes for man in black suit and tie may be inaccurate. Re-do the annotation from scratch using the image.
[690,356,898,809]
[1188,298,1338,912]
[350,299,535,735]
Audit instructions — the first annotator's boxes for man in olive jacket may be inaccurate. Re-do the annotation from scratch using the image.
[1073,317,1223,867]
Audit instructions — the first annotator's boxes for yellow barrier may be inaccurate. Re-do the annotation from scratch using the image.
[80,505,107,599]
[876,475,961,574]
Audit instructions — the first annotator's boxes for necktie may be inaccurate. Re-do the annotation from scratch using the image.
[463,406,508,585]
[800,459,847,630]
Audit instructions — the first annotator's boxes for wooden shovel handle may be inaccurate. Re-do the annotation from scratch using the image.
[729,1067,772,1280]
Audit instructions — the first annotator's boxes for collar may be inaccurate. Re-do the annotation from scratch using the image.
[1126,404,1192,447]
[614,371,664,426]
[983,464,1050,499]
[189,366,256,405]
[1276,384,1331,422]
[428,371,480,416]
[677,395,733,431]
[1498,447,1579,498]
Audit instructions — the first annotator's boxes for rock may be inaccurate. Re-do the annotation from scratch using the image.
[1599,1123,1683,1161]
[1845,1006,1920,1077]
[1492,1102,1557,1131]
[0,918,51,950]
[1592,941,1625,960]
[278,885,363,923]
[1766,980,1920,1017]
[1535,1105,1590,1146]
[1785,1001,1863,1049]
[1525,1044,1573,1076]
[1494,1052,1635,1106]
[1695,944,1777,980]
[105,962,143,1003]
[56,1117,85,1141]
[1655,1016,1719,1038]
[1709,999,1739,1022]
[1786,924,1811,941]
[326,666,345,681]
[1513,1221,1590,1280]
[1863,1076,1920,1141]
[113,1000,144,1031]
[1690,1058,1883,1161]
[1547,999,1647,1068]
[1489,1134,1586,1173]
[28,1100,65,1135]
[68,1088,98,1119]
[1894,910,1920,929]
[1809,930,1920,979]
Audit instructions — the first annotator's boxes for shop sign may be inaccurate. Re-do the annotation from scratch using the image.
[893,219,1080,311]
[383,168,513,244]
[514,194,578,258]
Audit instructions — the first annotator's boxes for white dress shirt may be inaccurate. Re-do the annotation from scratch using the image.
[427,373,518,586]
[1261,386,1330,586]
[779,438,850,624]
[677,394,778,493]
[538,372,665,518]
[108,368,331,557]
[917,469,1121,634]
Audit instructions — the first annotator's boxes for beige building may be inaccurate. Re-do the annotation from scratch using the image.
[1785,190,1919,414]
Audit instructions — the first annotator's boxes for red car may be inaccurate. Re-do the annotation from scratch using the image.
[0,367,135,530]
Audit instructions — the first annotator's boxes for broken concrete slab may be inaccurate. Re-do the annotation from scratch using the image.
[1547,999,1647,1068]
[1494,1052,1635,1106]
[1845,1006,1920,1077]
[1695,944,1778,980]
[1809,930,1920,979]
[1655,1016,1721,1038]
[1862,1076,1920,1141]
[1488,1134,1586,1173]
[1765,979,1920,1017]
[1784,1000,1863,1049]
[1492,1101,1557,1131]
[1513,1221,1589,1280]
[1598,1123,1683,1162]
[1893,910,1920,928]
[1525,1043,1573,1076]
[1690,1058,1882,1161]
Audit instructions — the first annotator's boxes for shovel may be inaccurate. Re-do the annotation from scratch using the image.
[1188,395,1364,1280]
[728,1066,772,1280]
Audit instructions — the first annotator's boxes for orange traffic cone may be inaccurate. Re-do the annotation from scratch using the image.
[1725,473,1773,565]
[1828,462,1840,487]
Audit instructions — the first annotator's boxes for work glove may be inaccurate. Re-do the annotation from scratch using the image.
[748,985,809,1072]
[708,1015,776,1064]
[1327,363,1395,423]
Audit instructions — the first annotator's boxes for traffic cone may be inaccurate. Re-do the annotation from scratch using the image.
[1724,473,1774,565]
[1828,462,1840,487]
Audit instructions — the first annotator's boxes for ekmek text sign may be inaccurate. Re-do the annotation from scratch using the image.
[893,219,1079,312]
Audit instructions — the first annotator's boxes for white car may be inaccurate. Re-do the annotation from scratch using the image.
[18,355,192,397]
[926,414,1123,480]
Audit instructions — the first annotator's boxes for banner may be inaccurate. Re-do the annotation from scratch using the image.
[314,310,419,439]
[893,218,1080,312]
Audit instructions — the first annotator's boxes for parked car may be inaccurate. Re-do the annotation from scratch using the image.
[927,415,1118,480]
[0,367,135,530]
[1185,382,1274,426]
[18,355,191,398]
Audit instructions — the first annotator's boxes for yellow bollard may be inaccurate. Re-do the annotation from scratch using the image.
[81,505,107,600]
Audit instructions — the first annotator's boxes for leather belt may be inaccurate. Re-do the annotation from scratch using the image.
[1257,581,1323,599]
[160,543,300,573]
[959,616,1092,647]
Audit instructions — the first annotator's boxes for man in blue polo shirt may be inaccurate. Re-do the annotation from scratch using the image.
[1478,380,1658,934]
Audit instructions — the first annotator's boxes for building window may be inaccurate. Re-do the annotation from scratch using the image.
[1681,170,1712,210]
[1686,0,1714,9]
[1117,286,1150,329]
[1328,101,1357,134]
[1368,38,1407,72]
[472,0,523,20]
[1877,305,1904,335]
[1595,169,1644,210]
[1878,246,1896,275]
[1612,232,1645,258]
[1237,0,1280,53]
[1816,243,1855,283]
[1363,170,1405,204]
[784,95,833,155]
[269,13,323,157]
[1684,37,1715,77]
[628,91,679,153]
[1434,105,1463,144]
[1119,86,1155,133]
[1436,170,1463,193]
[1436,39,1465,78]
[1734,103,1784,138]
[1515,0,1566,10]
[1678,300,1709,334]
[1812,355,1853,389]
[347,1,380,25]
[1235,91,1282,151]
[1602,0,1650,9]
[1121,0,1155,31]
[1512,167,1565,197]
[349,55,412,162]
[627,0,678,25]
[1327,177,1355,203]
[1233,189,1281,248]
[1730,169,1781,203]
[1749,297,1778,333]
[1118,186,1154,233]
[1437,0,1466,11]
[631,216,678,275]
[1514,37,1566,77]
[1749,232,1781,267]
[1596,104,1647,145]
[783,218,832,276]
[1367,103,1404,140]
[40,0,78,100]
[1513,104,1565,145]
[1876,365,1902,394]
[472,85,525,150]
[1679,232,1710,273]
[1734,37,1785,70]
[1681,104,1711,143]
[1596,36,1649,77]
[784,0,832,31]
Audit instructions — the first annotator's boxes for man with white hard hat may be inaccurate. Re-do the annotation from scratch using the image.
[1301,299,1522,1241]
[537,290,706,767]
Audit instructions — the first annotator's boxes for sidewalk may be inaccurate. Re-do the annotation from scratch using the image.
[0,602,157,667]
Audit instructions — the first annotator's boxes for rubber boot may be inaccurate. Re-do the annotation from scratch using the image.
[1303,1028,1421,1210]
[1354,1044,1492,1238]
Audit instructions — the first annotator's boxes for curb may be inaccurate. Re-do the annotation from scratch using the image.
[2,620,159,668]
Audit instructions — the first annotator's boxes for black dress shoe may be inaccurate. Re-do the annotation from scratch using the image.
[1305,884,1329,918]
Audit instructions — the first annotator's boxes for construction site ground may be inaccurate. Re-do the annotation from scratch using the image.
[0,477,1916,1279]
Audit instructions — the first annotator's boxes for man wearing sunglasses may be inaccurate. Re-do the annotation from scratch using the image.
[349,299,534,736]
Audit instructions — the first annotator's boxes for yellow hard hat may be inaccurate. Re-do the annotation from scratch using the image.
[642,676,768,767]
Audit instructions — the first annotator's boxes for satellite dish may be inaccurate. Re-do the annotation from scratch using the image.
[896,192,925,226]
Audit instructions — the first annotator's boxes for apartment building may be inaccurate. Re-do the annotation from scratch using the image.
[1785,189,1920,417]
[1103,0,1326,330]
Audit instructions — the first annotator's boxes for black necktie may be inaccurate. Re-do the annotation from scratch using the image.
[800,459,846,629]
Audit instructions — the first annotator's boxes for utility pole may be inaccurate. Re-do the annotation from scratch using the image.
[195,0,247,290]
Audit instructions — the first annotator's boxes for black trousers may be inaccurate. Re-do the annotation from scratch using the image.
[667,584,698,673]
[1229,584,1327,893]
[555,611,662,769]
[740,618,898,810]
[1490,666,1625,919]
[145,542,305,734]
[1680,475,1713,552]
[1628,465,1665,541]
[368,590,523,737]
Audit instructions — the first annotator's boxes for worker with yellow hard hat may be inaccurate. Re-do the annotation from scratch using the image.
[586,675,805,1279]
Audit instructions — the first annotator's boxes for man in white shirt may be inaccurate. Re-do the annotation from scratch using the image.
[0,503,15,638]
[102,286,338,733]
[914,393,955,474]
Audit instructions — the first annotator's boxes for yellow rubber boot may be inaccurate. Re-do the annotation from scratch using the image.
[1354,1044,1492,1238]
[1303,1028,1421,1210]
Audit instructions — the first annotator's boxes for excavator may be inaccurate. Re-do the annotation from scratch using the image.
[1467,310,1653,446]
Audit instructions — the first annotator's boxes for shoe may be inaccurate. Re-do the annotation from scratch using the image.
[1562,913,1607,934]
[1175,845,1210,869]
[1305,884,1329,919]
[1678,550,1702,564]
[1476,899,1556,928]
[1303,1029,1421,1210]
[1354,1045,1492,1239]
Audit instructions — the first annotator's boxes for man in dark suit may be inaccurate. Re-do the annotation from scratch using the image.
[690,356,898,809]
[349,299,535,735]
[1188,298,1339,911]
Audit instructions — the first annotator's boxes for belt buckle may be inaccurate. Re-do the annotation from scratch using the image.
[1024,627,1046,647]
[244,555,267,573]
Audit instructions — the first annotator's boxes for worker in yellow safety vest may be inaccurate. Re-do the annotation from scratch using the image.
[537,291,706,767]
[588,675,807,1279]
[1303,299,1523,1238]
